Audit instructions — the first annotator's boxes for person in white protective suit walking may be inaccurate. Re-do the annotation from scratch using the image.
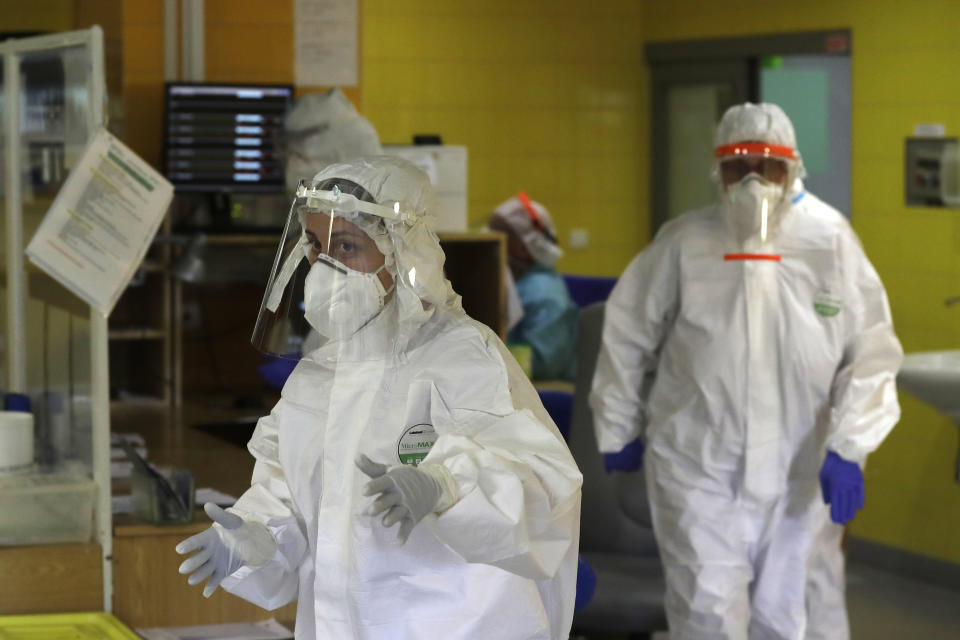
[175,156,583,640]
[589,103,902,640]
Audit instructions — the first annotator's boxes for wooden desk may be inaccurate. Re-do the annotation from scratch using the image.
[0,398,285,624]
[110,401,295,628]
[112,514,297,628]
[0,543,102,615]
[111,398,274,499]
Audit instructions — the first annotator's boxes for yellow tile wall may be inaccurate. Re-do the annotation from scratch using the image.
[361,0,646,276]
[203,0,362,114]
[93,0,645,274]
[644,0,960,565]
[0,0,74,32]
[118,0,363,166]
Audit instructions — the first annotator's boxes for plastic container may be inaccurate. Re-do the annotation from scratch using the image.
[131,464,194,525]
[0,411,34,474]
[0,472,96,545]
[0,393,34,475]
[0,611,140,639]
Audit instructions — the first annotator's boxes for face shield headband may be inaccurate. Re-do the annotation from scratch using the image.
[264,180,414,315]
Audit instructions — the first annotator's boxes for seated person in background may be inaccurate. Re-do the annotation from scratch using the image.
[489,192,578,381]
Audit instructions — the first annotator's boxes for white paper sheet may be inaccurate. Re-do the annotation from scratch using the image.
[294,0,358,87]
[112,494,133,514]
[111,432,147,461]
[137,618,293,640]
[111,461,133,479]
[111,446,147,461]
[26,128,173,316]
[112,432,146,447]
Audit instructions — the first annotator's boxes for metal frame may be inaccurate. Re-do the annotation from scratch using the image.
[646,29,852,62]
[164,0,180,81]
[1,26,113,612]
[649,60,751,232]
[181,0,205,82]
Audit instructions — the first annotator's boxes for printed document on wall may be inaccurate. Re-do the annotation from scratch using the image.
[294,0,358,87]
[26,128,173,316]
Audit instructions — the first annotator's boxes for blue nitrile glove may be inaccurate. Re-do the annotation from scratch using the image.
[819,450,865,525]
[256,354,300,390]
[603,438,644,473]
[574,555,597,613]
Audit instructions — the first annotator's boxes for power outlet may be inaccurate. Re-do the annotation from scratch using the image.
[569,228,589,250]
[182,301,201,330]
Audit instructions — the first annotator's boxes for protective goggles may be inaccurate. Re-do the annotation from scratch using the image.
[715,142,797,185]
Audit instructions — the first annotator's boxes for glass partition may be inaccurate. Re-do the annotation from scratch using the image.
[1,32,107,597]
[4,45,97,472]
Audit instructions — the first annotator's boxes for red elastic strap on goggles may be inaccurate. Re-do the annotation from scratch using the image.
[517,190,545,232]
[714,143,797,160]
[517,190,558,245]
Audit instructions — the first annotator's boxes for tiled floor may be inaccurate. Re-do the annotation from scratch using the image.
[845,561,960,639]
[577,560,960,639]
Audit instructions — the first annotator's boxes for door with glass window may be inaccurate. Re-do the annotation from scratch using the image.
[651,61,751,229]
[647,31,851,235]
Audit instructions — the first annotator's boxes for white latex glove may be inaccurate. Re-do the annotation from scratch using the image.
[356,454,458,544]
[175,502,277,597]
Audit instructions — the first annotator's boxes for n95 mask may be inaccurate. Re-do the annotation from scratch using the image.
[304,255,393,341]
[722,176,786,245]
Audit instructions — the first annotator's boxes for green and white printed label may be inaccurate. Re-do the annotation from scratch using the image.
[813,291,842,317]
[397,424,437,467]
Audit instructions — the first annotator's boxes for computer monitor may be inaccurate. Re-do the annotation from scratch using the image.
[163,82,294,193]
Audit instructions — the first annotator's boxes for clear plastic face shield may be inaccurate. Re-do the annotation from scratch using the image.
[251,179,412,358]
[715,142,799,244]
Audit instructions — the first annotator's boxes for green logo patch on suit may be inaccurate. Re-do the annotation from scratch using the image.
[397,424,437,467]
[813,292,842,317]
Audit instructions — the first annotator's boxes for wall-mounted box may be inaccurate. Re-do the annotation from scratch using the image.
[905,137,960,207]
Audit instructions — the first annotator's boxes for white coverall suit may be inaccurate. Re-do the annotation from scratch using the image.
[214,157,583,639]
[590,177,902,637]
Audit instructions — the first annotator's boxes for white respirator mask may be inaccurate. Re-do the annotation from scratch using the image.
[722,175,787,245]
[303,255,394,341]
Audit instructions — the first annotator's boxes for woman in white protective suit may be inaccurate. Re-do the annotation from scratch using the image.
[589,103,902,640]
[175,156,582,639]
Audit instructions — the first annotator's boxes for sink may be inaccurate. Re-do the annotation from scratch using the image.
[898,350,960,483]
[897,350,960,420]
